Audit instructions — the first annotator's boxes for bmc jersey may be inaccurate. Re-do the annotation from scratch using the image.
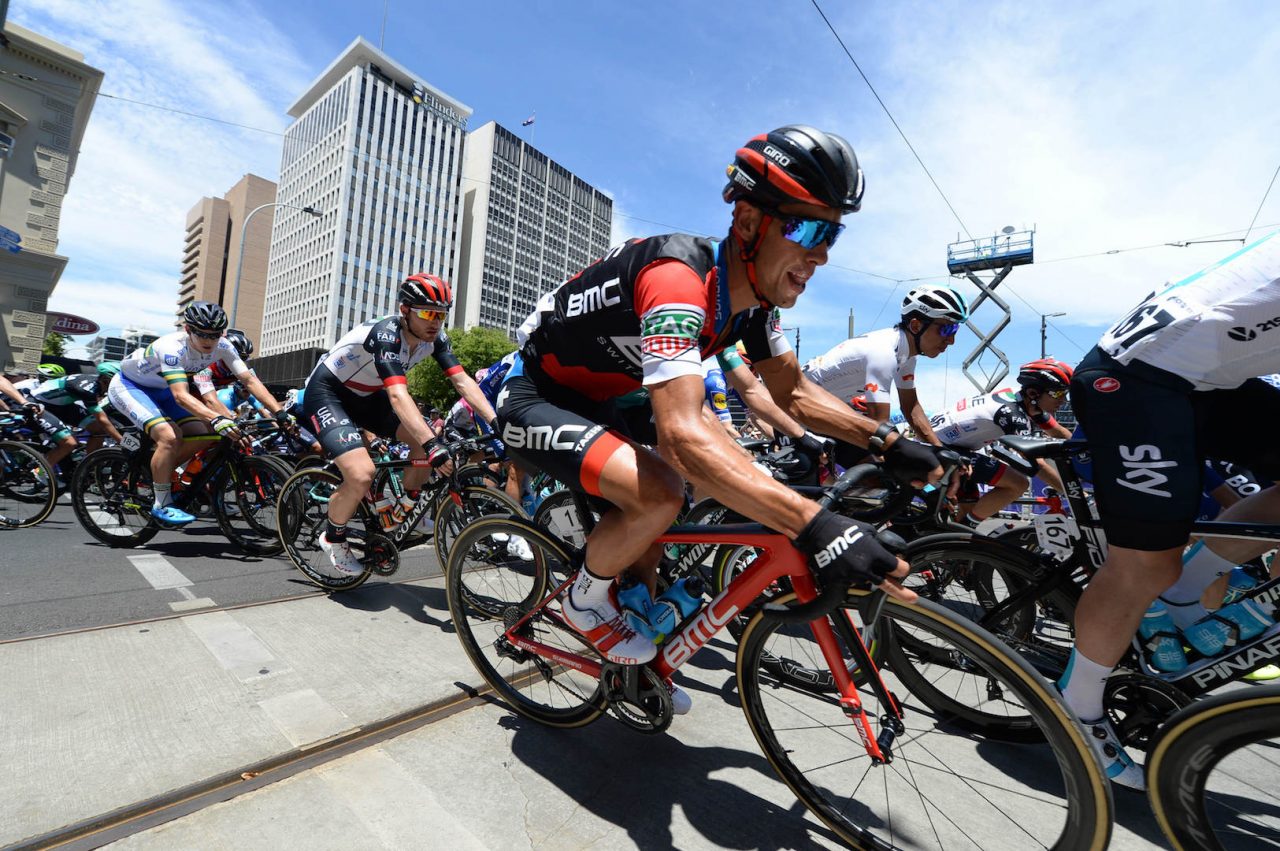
[120,331,246,390]
[802,327,916,405]
[929,388,1034,450]
[316,315,463,396]
[1098,230,1280,389]
[28,375,103,413]
[516,235,790,402]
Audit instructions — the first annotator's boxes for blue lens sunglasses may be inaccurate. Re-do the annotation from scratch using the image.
[762,208,845,250]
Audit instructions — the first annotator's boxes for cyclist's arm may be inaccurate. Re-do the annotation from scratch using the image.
[201,386,236,418]
[385,382,436,446]
[90,409,124,442]
[723,361,805,440]
[651,372,820,538]
[448,371,497,428]
[898,387,941,446]
[167,378,229,423]
[237,371,284,416]
[0,375,25,407]
[755,352,895,451]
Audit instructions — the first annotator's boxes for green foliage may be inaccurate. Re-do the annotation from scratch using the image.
[42,332,70,357]
[407,326,516,412]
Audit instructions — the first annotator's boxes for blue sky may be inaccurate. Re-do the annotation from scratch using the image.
[13,0,1280,410]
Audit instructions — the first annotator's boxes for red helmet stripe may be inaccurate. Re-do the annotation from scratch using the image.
[739,149,826,207]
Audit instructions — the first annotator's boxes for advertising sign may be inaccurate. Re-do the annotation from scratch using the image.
[47,312,101,336]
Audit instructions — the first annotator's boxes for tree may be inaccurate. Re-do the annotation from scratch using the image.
[42,332,70,357]
[407,326,516,413]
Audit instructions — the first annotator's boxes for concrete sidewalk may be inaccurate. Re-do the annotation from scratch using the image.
[1,578,475,848]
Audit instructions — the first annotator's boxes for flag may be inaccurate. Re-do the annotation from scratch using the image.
[521,113,536,127]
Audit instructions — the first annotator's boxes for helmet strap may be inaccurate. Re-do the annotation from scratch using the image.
[906,317,929,354]
[736,213,775,309]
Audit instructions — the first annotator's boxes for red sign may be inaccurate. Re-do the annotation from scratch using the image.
[47,312,100,336]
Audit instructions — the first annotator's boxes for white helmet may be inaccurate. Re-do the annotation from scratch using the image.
[901,286,968,323]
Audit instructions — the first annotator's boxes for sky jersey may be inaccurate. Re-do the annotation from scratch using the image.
[929,388,1035,450]
[802,327,916,406]
[516,235,790,402]
[120,331,247,390]
[316,315,463,396]
[28,375,103,414]
[1098,230,1280,390]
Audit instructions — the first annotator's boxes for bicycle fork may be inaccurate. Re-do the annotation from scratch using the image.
[815,600,905,765]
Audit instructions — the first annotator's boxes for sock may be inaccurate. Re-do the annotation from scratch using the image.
[1057,649,1113,722]
[569,564,613,609]
[326,519,348,542]
[1162,541,1236,628]
[153,482,172,509]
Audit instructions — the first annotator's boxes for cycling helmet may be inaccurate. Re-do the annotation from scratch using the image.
[95,362,121,378]
[901,286,969,323]
[1017,358,1074,390]
[183,300,229,331]
[399,273,452,307]
[724,125,865,214]
[225,329,254,359]
[37,363,66,379]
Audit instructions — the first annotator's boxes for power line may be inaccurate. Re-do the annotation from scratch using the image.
[809,0,973,242]
[1244,164,1280,244]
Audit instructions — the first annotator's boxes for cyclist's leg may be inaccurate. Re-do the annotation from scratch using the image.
[966,455,1028,521]
[22,399,75,466]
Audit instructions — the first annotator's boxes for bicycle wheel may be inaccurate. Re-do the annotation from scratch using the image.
[215,454,292,556]
[69,447,159,546]
[430,463,503,520]
[532,488,599,550]
[1147,685,1280,851]
[0,440,57,527]
[446,516,607,727]
[737,590,1112,850]
[433,484,523,570]
[276,466,375,591]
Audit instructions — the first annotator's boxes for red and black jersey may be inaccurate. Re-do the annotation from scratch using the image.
[516,235,791,401]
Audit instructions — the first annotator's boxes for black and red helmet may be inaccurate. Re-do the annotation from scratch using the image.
[399,273,452,308]
[724,125,865,213]
[1017,358,1074,390]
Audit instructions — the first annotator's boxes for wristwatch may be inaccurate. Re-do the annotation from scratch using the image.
[867,422,896,454]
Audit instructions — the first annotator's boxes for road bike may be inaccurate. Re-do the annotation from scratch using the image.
[445,463,1113,850]
[0,411,57,528]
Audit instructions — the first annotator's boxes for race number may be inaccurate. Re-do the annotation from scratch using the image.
[120,432,142,452]
[1033,512,1079,559]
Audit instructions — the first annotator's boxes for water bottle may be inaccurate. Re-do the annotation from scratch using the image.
[616,576,658,643]
[649,576,706,637]
[372,495,398,531]
[1137,600,1186,672]
[1183,598,1275,657]
[1223,567,1260,605]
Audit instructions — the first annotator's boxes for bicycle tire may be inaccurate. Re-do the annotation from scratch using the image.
[1146,685,1280,851]
[215,454,292,556]
[276,466,375,591]
[737,590,1112,850]
[446,515,607,727]
[0,440,57,527]
[69,447,159,547]
[430,463,503,520]
[432,484,523,569]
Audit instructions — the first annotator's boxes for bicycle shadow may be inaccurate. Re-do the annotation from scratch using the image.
[328,581,456,632]
[496,710,845,849]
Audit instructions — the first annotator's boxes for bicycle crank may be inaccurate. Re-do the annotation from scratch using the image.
[600,662,672,734]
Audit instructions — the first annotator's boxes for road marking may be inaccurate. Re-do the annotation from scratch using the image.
[182,610,288,682]
[127,552,217,611]
[258,688,356,748]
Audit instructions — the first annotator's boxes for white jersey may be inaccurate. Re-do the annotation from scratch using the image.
[1098,230,1280,390]
[802,327,917,405]
[929,388,1034,450]
[120,331,246,390]
[12,378,39,395]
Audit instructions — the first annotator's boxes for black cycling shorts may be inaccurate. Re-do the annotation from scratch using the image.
[495,368,645,498]
[20,394,73,440]
[302,366,402,458]
[967,452,1010,487]
[1071,347,1280,551]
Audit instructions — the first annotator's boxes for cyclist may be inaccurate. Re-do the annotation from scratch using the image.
[192,329,257,418]
[1057,231,1280,790]
[928,357,1072,523]
[107,301,285,527]
[21,362,126,469]
[498,125,940,700]
[0,373,37,413]
[802,285,967,467]
[302,273,498,576]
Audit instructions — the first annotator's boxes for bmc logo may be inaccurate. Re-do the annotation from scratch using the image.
[566,280,621,317]
[501,422,588,451]
[762,144,793,167]
[815,527,865,568]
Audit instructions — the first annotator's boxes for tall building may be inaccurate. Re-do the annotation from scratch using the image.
[178,174,277,347]
[259,37,471,363]
[455,121,613,336]
[86,325,158,363]
[0,22,103,372]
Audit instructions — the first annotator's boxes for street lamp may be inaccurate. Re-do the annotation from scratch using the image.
[1040,312,1066,358]
[229,202,322,328]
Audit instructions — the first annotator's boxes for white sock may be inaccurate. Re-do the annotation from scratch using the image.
[1057,649,1112,722]
[569,565,612,609]
[153,482,173,509]
[1162,541,1235,628]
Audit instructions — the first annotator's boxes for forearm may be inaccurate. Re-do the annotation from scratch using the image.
[170,388,225,422]
[910,406,942,446]
[201,391,235,419]
[781,377,878,447]
[455,380,497,425]
[242,375,282,414]
[390,392,435,445]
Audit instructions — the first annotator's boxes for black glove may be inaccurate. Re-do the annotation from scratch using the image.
[794,432,825,460]
[881,435,940,484]
[793,508,900,589]
[424,439,451,468]
[274,409,292,425]
[20,402,42,417]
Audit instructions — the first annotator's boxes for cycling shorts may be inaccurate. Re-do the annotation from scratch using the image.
[106,374,201,434]
[967,453,1009,487]
[494,362,643,498]
[18,394,74,441]
[302,365,402,459]
[1071,347,1280,551]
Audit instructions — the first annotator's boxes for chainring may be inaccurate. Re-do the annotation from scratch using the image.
[362,532,401,576]
[600,662,672,734]
[1104,670,1192,752]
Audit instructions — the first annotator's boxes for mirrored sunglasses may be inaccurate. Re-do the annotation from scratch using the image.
[936,322,961,338]
[188,326,223,341]
[412,307,448,321]
[1045,388,1068,399]
[778,215,845,250]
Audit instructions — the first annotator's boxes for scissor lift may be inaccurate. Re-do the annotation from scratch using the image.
[946,228,1035,393]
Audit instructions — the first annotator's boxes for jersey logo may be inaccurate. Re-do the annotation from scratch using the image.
[864,383,879,393]
[501,422,589,452]
[163,355,179,366]
[1228,326,1257,342]
[1093,377,1121,393]
[566,280,621,317]
[1115,444,1175,498]
[641,307,703,360]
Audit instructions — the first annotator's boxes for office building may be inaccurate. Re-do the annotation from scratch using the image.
[455,121,612,336]
[258,37,471,366]
[86,325,159,363]
[0,22,102,372]
[178,174,277,347]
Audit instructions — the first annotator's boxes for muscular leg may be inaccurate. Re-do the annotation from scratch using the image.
[329,447,375,526]
[971,469,1029,521]
[583,442,686,578]
[1074,545,1183,667]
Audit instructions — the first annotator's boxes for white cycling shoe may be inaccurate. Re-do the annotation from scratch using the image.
[667,681,692,716]
[506,534,534,560]
[562,590,657,666]
[319,533,364,576]
[1084,716,1145,791]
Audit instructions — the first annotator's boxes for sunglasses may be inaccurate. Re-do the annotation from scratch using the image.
[776,215,845,250]
[187,326,223,341]
[935,322,961,338]
[1044,388,1068,399]
[411,307,448,321]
